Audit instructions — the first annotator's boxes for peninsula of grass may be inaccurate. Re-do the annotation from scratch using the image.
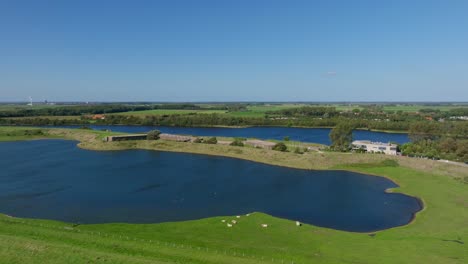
[0,126,467,264]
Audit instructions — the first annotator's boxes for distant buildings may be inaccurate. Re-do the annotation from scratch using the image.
[91,114,106,120]
[449,116,468,121]
[352,140,398,155]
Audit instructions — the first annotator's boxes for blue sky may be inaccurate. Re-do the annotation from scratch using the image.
[1,0,467,102]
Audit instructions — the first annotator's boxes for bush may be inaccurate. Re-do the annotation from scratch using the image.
[294,147,303,154]
[23,129,44,136]
[283,136,290,141]
[272,142,288,152]
[147,130,161,140]
[193,137,203,143]
[230,138,244,147]
[205,137,217,144]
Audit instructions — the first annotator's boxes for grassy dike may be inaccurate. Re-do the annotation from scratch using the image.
[0,126,467,263]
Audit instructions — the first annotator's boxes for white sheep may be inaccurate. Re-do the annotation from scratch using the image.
[227,223,232,227]
[296,221,301,226]
[231,220,237,224]
[221,219,226,223]
[246,213,250,216]
[261,224,268,228]
[236,215,241,218]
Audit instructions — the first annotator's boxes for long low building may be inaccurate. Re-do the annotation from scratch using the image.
[105,134,148,142]
[352,140,398,155]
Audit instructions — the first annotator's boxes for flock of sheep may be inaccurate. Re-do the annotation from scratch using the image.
[221,213,302,228]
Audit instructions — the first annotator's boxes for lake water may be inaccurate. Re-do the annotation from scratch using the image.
[0,140,421,232]
[51,125,410,145]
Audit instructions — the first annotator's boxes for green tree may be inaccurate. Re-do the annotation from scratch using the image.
[230,138,244,146]
[293,147,303,154]
[205,137,217,144]
[272,142,288,152]
[146,130,161,140]
[329,122,353,151]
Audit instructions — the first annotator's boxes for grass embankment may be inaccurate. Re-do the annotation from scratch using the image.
[0,126,467,263]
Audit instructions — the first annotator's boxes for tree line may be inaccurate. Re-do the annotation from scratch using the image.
[401,122,468,162]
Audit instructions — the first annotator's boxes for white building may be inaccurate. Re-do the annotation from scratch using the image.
[352,140,398,155]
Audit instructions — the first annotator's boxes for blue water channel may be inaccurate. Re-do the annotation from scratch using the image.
[50,125,410,145]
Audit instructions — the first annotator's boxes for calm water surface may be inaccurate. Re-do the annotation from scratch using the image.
[51,125,410,145]
[0,140,421,232]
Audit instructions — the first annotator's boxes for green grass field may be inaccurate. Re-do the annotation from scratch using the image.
[0,104,75,111]
[227,104,308,118]
[0,127,467,263]
[381,104,468,112]
[149,104,468,118]
[117,109,228,115]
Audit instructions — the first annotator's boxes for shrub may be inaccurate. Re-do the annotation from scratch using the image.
[205,137,217,144]
[147,130,161,140]
[272,142,288,152]
[193,137,203,143]
[230,138,244,147]
[23,129,44,136]
[294,147,303,154]
[283,136,290,141]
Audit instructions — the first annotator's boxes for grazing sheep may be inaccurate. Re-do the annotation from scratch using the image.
[246,213,250,216]
[227,224,232,227]
[231,220,237,224]
[296,221,301,226]
[221,219,226,223]
[261,224,268,228]
[236,215,241,218]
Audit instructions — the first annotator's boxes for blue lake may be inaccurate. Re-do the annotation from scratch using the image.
[0,140,421,232]
[50,125,410,145]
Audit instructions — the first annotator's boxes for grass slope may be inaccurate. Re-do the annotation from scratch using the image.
[0,126,467,263]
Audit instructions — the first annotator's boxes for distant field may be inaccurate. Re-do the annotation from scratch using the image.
[118,104,307,118]
[3,115,81,120]
[381,105,468,112]
[0,104,72,111]
[2,104,466,119]
[117,109,228,115]
[227,104,307,117]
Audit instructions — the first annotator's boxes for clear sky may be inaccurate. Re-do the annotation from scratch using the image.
[1,0,467,102]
